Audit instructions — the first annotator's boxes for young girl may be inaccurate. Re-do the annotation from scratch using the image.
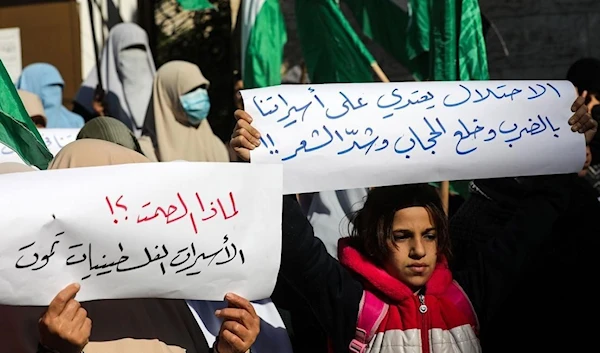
[277,185,480,353]
[230,94,596,353]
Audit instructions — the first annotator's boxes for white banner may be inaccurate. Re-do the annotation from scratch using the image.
[242,81,586,194]
[0,128,79,164]
[0,162,283,305]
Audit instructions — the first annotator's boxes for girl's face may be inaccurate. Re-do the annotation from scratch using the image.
[383,206,438,293]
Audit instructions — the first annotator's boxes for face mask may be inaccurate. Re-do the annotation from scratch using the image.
[119,48,154,129]
[179,88,210,125]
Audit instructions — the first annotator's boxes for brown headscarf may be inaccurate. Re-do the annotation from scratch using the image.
[138,61,230,162]
[0,162,36,174]
[17,89,47,127]
[48,138,150,169]
[0,139,211,353]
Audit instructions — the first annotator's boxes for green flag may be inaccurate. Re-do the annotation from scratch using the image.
[0,60,52,170]
[342,0,430,80]
[429,0,488,199]
[241,0,287,89]
[342,0,488,82]
[177,0,216,11]
[430,0,489,80]
[296,0,375,83]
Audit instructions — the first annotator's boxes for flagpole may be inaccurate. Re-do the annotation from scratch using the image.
[371,62,389,83]
[440,180,450,216]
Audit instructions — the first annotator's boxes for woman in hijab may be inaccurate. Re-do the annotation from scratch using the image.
[138,61,229,162]
[18,89,47,128]
[48,138,148,168]
[76,116,143,154]
[16,63,84,128]
[74,23,156,134]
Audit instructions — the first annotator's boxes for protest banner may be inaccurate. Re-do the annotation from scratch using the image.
[0,128,79,164]
[0,162,283,305]
[241,81,586,194]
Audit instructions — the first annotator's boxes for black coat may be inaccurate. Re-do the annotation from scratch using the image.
[449,174,598,352]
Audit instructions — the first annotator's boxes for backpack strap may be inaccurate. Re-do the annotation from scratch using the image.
[349,290,389,353]
[444,280,480,334]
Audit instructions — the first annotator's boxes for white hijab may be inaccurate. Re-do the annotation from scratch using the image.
[75,22,155,134]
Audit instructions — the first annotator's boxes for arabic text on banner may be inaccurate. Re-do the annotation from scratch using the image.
[0,162,283,305]
[242,81,585,194]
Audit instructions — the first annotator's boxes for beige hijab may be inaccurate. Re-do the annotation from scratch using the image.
[17,89,47,127]
[85,338,185,353]
[48,139,150,169]
[138,61,229,162]
[0,162,36,174]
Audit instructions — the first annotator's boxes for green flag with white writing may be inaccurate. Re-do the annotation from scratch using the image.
[241,0,287,89]
[0,60,52,170]
[296,0,375,83]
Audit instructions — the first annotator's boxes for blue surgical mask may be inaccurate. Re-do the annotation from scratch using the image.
[179,88,210,125]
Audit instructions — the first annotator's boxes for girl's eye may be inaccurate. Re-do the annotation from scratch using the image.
[393,234,410,241]
[424,233,437,240]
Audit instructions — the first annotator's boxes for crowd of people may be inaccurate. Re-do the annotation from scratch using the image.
[1,20,600,353]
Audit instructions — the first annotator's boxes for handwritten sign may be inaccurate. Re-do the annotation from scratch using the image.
[0,27,22,82]
[0,128,79,164]
[0,162,283,305]
[241,81,586,194]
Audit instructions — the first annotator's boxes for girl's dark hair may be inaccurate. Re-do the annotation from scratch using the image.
[348,184,450,266]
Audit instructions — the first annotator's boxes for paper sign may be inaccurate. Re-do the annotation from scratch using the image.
[0,162,283,305]
[0,128,79,164]
[242,81,586,194]
[0,27,22,83]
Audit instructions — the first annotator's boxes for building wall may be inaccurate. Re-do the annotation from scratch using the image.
[0,1,82,107]
[280,0,600,81]
[481,0,600,80]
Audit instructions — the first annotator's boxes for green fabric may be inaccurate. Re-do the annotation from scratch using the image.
[0,60,52,169]
[405,0,432,73]
[430,0,489,81]
[343,0,487,82]
[296,0,375,83]
[77,116,143,154]
[430,0,457,80]
[429,0,488,193]
[244,0,287,89]
[456,0,489,80]
[342,0,430,80]
[177,0,215,11]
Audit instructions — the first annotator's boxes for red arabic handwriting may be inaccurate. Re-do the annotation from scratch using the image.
[105,191,239,234]
[106,196,129,224]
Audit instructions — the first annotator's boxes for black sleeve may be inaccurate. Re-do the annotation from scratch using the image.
[71,101,99,123]
[452,174,573,325]
[277,195,363,353]
[36,343,61,353]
